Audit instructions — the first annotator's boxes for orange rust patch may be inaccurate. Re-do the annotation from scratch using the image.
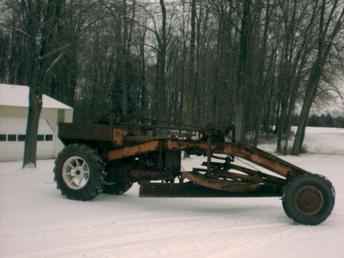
[167,141,209,151]
[108,141,161,160]
[113,128,127,145]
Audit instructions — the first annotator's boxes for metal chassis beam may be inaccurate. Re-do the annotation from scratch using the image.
[107,140,310,178]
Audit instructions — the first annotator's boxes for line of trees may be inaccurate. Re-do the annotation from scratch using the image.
[308,114,344,128]
[0,0,344,165]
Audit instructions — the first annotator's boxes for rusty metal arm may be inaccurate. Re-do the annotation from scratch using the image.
[107,140,309,178]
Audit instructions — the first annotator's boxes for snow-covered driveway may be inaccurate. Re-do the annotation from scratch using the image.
[1,128,343,258]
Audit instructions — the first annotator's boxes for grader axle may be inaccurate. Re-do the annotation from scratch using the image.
[53,123,335,225]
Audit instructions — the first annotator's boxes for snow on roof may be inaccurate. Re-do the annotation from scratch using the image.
[0,84,73,110]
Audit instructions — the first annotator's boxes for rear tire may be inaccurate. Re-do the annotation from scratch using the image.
[54,144,104,201]
[282,174,335,225]
[102,162,133,195]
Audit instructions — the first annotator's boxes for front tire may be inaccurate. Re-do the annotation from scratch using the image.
[282,174,335,225]
[54,144,104,201]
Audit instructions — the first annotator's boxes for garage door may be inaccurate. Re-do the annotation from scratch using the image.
[0,117,56,161]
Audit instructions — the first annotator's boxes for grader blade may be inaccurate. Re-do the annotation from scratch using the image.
[182,172,260,193]
[140,183,282,198]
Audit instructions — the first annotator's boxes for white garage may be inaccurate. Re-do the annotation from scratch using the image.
[0,84,73,161]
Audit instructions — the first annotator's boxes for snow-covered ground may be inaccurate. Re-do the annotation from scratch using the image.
[0,127,343,258]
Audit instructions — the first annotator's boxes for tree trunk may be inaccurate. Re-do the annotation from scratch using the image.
[154,0,167,122]
[121,0,129,118]
[235,0,251,143]
[189,0,197,123]
[292,62,321,154]
[23,88,43,168]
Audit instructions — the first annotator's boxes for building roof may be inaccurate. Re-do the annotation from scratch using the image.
[0,84,73,110]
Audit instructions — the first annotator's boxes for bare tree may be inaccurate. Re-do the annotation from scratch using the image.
[1,0,344,157]
[293,0,344,154]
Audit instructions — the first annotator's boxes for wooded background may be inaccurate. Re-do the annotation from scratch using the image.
[0,0,344,159]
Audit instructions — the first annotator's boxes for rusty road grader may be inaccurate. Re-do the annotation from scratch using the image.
[54,123,335,225]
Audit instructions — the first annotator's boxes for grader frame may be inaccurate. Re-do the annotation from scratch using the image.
[55,123,335,225]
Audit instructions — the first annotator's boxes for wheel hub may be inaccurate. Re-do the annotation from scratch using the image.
[295,185,324,216]
[62,156,90,190]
